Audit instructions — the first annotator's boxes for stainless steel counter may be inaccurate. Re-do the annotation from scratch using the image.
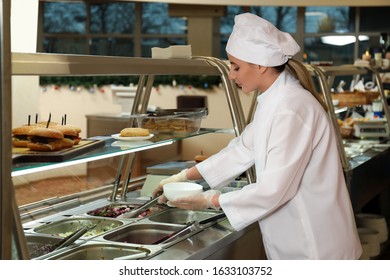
[22,196,265,260]
[343,139,390,212]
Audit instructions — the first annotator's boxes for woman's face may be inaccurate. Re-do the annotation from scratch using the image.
[227,54,263,93]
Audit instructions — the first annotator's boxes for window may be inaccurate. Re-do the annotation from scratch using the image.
[39,2,390,66]
[39,1,187,57]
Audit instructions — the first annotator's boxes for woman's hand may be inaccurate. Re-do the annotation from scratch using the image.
[152,169,188,204]
[168,190,221,211]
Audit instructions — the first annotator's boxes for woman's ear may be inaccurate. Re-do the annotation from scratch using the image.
[257,65,268,74]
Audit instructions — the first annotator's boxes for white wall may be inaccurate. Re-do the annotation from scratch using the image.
[11,0,40,128]
[37,84,255,158]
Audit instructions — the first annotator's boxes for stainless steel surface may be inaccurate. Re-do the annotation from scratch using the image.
[148,209,221,224]
[1,0,28,260]
[22,197,265,259]
[47,242,152,260]
[11,53,221,76]
[103,222,184,245]
[113,251,149,260]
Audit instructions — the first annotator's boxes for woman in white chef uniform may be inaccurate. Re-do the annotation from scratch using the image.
[153,13,362,260]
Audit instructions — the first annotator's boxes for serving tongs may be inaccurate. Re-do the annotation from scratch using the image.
[152,212,227,245]
[52,224,96,251]
[117,196,161,219]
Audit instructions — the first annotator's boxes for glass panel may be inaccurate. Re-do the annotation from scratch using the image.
[141,38,186,57]
[90,38,134,57]
[90,2,135,34]
[360,7,390,33]
[43,2,86,34]
[305,7,353,34]
[141,3,187,34]
[221,6,297,34]
[304,36,354,65]
[43,37,87,54]
[11,131,212,176]
[249,6,297,33]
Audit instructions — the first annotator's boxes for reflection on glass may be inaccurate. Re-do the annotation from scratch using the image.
[305,7,353,34]
[90,38,134,57]
[250,6,297,33]
[304,36,354,65]
[43,2,86,34]
[360,7,390,32]
[142,3,187,34]
[141,38,186,57]
[43,38,87,54]
[90,2,135,34]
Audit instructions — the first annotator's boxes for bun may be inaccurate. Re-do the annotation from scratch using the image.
[120,127,150,137]
[27,141,62,151]
[27,127,64,151]
[194,154,208,162]
[53,125,82,145]
[37,121,59,127]
[28,127,63,139]
[12,125,41,147]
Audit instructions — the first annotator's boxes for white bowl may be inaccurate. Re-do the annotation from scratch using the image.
[163,182,203,201]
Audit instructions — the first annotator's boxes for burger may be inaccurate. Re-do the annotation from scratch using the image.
[27,127,64,151]
[52,125,79,148]
[53,125,82,145]
[12,124,44,147]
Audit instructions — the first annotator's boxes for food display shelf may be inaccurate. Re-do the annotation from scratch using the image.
[11,129,215,177]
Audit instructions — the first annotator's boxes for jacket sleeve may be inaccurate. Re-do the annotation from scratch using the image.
[196,122,256,188]
[219,110,314,231]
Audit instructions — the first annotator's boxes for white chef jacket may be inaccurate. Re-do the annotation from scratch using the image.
[196,71,362,260]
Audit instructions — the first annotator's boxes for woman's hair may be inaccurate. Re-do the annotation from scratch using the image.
[274,59,328,112]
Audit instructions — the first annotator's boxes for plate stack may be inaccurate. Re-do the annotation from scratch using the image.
[356,213,388,259]
[357,228,380,259]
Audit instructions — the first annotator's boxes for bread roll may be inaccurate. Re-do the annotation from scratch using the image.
[120,127,150,137]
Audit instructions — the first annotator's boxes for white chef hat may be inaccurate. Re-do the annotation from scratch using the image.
[226,13,300,67]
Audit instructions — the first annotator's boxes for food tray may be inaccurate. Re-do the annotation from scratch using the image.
[331,91,380,107]
[138,108,207,136]
[12,139,105,164]
[87,203,166,219]
[33,217,124,238]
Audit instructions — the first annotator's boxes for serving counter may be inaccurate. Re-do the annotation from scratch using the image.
[3,52,390,260]
[5,52,262,260]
